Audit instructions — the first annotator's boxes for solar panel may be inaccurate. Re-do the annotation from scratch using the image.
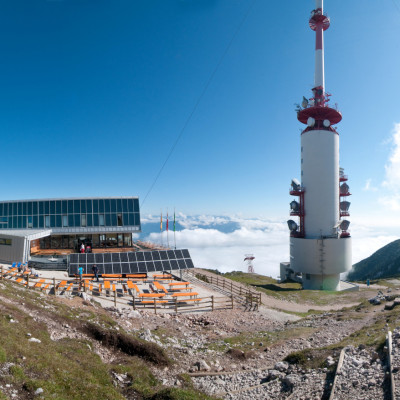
[185,258,194,269]
[175,250,183,259]
[154,260,163,271]
[103,263,113,274]
[177,259,186,269]
[137,261,147,273]
[167,250,175,259]
[182,249,190,258]
[129,262,139,273]
[146,261,155,272]
[95,253,104,264]
[161,260,171,270]
[68,249,194,276]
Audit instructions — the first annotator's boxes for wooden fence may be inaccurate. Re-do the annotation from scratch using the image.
[189,271,262,306]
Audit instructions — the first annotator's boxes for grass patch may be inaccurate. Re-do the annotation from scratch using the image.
[85,322,170,366]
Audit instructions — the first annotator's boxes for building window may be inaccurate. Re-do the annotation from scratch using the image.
[117,213,123,227]
[306,274,310,280]
[81,214,87,227]
[45,215,50,228]
[27,216,33,229]
[0,238,12,245]
[62,215,68,227]
[99,214,105,226]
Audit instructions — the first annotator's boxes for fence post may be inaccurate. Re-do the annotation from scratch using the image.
[114,290,117,307]
[231,281,233,293]
[84,280,86,292]
[53,278,56,295]
[211,295,214,312]
[231,295,234,309]
[0,266,3,280]
[259,293,262,305]
[250,293,253,308]
[174,297,178,313]
[223,279,225,289]
[132,294,136,310]
[154,299,157,315]
[240,286,242,296]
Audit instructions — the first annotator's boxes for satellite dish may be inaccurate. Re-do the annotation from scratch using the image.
[323,119,331,127]
[340,220,350,231]
[290,200,299,211]
[302,96,309,108]
[307,117,315,127]
[287,220,298,231]
[291,178,301,191]
[340,201,350,211]
[340,183,349,194]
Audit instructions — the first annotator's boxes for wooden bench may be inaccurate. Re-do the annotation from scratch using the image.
[169,286,193,292]
[169,282,190,288]
[141,300,168,304]
[41,283,50,292]
[171,292,198,298]
[126,281,140,294]
[102,274,122,279]
[57,280,67,291]
[126,274,147,279]
[139,293,165,298]
[154,281,168,294]
[33,279,45,289]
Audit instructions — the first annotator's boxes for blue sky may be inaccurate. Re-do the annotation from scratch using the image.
[1,0,400,227]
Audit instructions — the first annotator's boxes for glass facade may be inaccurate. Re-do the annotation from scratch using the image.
[0,198,140,230]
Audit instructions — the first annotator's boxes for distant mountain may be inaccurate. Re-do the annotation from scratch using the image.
[347,239,400,281]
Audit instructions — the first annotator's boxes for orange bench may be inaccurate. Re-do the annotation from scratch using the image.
[141,300,168,304]
[127,281,140,294]
[33,279,45,289]
[154,281,168,294]
[171,292,198,298]
[139,293,165,298]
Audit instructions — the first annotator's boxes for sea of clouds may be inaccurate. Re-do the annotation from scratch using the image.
[140,214,399,278]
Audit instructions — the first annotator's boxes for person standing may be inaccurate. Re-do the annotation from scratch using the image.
[80,243,85,253]
[92,264,99,282]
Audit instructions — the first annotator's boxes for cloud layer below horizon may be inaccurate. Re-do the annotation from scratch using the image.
[141,214,399,278]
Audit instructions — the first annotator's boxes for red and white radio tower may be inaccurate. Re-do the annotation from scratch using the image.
[244,254,255,274]
[285,0,352,291]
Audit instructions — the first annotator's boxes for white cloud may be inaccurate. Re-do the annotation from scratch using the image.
[142,215,399,278]
[363,179,378,192]
[380,123,400,209]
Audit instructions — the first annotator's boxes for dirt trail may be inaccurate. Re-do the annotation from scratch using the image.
[192,269,395,313]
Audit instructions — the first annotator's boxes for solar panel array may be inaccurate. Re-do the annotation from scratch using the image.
[68,249,194,275]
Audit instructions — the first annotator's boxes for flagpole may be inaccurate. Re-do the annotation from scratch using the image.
[166,209,170,248]
[160,210,163,247]
[174,208,176,250]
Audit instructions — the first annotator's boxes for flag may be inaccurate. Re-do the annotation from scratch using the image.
[160,212,162,231]
[166,212,169,231]
[173,211,176,232]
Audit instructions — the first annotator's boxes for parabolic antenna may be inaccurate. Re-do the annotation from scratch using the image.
[287,220,298,231]
[340,201,350,212]
[340,183,349,194]
[290,200,300,211]
[323,119,331,127]
[340,220,350,231]
[291,178,301,191]
[307,117,315,127]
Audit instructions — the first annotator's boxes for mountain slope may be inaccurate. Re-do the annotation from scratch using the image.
[348,239,400,281]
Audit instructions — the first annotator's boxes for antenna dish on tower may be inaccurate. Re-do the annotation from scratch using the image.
[287,220,298,231]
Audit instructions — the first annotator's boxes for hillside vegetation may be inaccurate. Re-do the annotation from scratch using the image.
[348,239,400,281]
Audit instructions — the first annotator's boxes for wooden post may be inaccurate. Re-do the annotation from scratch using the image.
[239,286,242,296]
[83,280,86,292]
[27,274,29,289]
[231,295,234,309]
[154,298,157,315]
[132,294,136,310]
[53,278,56,295]
[250,293,253,308]
[223,279,225,289]
[174,297,178,313]
[231,281,233,293]
[0,266,3,280]
[211,295,214,312]
[114,290,117,307]
[259,293,262,305]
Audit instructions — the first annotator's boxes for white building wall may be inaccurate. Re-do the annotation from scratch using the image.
[0,235,26,264]
[290,236,352,275]
[301,129,339,237]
